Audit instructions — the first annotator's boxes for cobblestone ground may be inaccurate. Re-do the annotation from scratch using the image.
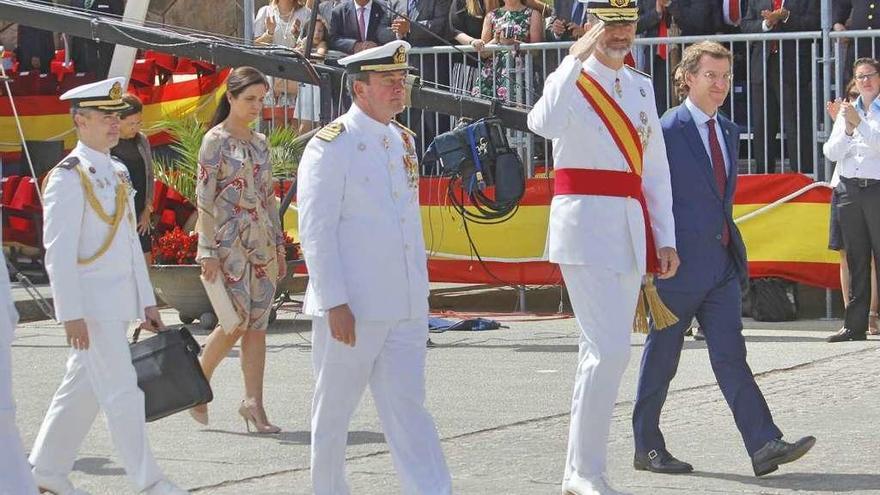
[10,311,880,494]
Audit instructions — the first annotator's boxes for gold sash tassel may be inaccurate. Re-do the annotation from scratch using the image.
[634,275,679,332]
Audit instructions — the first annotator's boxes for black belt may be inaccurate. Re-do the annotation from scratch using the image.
[841,177,880,188]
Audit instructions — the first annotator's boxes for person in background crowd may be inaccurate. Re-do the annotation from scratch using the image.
[824,58,880,342]
[636,0,674,114]
[389,0,455,149]
[547,0,586,42]
[190,67,288,432]
[826,80,880,336]
[632,41,816,479]
[528,1,679,492]
[449,0,492,93]
[834,0,880,86]
[255,0,314,106]
[328,0,397,54]
[111,93,155,265]
[15,20,56,74]
[294,16,330,131]
[69,0,124,79]
[30,76,185,495]
[298,40,452,494]
[741,0,820,174]
[0,247,37,495]
[472,0,543,101]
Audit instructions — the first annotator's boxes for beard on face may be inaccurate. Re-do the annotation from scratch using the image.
[597,39,632,60]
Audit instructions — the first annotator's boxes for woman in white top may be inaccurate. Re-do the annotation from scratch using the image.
[823,57,880,343]
[254,0,314,105]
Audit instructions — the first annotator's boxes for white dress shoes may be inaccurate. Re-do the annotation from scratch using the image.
[32,472,92,495]
[562,474,631,495]
[144,479,189,495]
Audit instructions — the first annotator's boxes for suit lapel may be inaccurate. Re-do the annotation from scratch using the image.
[719,115,739,201]
[368,6,382,39]
[346,3,359,38]
[677,105,723,200]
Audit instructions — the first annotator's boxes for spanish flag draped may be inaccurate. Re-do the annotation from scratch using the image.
[284,173,839,289]
[0,69,229,155]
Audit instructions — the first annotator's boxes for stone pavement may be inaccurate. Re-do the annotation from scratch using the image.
[8,308,880,494]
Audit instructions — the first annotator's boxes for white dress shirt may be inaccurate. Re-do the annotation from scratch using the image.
[356,1,373,39]
[823,96,880,180]
[684,97,732,175]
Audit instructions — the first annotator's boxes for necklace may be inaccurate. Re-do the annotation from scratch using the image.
[274,5,297,45]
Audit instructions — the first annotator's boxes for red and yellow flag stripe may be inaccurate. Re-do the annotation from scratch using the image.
[575,71,643,176]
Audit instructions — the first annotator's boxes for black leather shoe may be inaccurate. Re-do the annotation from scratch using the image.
[826,328,867,343]
[752,436,816,476]
[634,448,694,474]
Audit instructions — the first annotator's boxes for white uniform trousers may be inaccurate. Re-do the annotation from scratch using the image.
[310,316,451,495]
[29,319,164,492]
[1,329,39,495]
[561,264,642,484]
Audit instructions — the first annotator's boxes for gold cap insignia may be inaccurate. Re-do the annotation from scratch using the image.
[610,0,630,7]
[393,46,406,65]
[108,81,123,100]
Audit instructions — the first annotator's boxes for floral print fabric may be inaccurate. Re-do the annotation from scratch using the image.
[472,7,532,101]
[196,125,284,331]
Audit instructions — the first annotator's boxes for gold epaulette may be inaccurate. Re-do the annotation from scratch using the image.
[391,119,417,138]
[316,121,345,142]
[626,65,652,80]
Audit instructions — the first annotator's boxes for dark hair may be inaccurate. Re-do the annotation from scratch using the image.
[853,57,880,76]
[119,93,143,119]
[210,66,270,127]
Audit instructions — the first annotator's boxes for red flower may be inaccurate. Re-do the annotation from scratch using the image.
[151,226,199,264]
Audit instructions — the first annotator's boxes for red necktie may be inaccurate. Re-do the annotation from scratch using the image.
[770,0,782,53]
[707,118,730,246]
[728,0,740,25]
[358,7,367,42]
[657,16,668,60]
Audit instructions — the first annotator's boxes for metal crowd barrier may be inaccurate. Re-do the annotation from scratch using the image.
[260,30,880,182]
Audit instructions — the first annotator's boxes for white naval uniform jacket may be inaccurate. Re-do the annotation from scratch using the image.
[528,55,676,275]
[42,142,155,322]
[298,103,429,321]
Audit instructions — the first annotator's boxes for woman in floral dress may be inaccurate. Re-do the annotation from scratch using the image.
[472,0,543,101]
[190,66,288,434]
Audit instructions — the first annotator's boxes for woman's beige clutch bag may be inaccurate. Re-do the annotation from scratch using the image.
[200,275,242,334]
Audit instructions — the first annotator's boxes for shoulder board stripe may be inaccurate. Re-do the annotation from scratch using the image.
[316,122,345,142]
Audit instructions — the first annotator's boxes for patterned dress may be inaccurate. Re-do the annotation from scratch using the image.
[196,126,284,331]
[472,7,532,101]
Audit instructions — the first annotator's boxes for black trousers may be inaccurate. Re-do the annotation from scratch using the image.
[837,178,880,335]
[749,53,814,174]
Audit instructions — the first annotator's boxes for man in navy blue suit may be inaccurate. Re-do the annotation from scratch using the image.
[631,41,816,477]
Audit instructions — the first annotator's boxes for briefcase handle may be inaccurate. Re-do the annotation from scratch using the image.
[131,326,203,357]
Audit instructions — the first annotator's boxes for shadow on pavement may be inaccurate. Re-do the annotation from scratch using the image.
[690,471,880,492]
[73,457,125,476]
[201,429,386,446]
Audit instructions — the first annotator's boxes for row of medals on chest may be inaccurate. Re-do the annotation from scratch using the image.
[364,133,419,190]
[614,77,652,149]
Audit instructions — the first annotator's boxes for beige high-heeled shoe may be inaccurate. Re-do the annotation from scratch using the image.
[238,399,281,434]
[869,311,880,336]
[189,404,209,426]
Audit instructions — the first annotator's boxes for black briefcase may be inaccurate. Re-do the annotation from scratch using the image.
[130,326,213,422]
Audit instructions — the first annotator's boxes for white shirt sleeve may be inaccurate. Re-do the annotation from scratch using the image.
[297,140,350,311]
[527,55,583,139]
[42,168,86,322]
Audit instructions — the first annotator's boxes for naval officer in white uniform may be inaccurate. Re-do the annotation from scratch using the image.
[0,245,37,495]
[28,77,187,495]
[297,40,452,495]
[528,1,679,494]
